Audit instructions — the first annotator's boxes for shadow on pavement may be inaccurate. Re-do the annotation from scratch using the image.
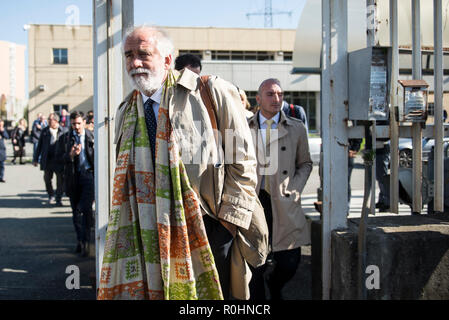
[0,217,95,300]
[0,193,50,209]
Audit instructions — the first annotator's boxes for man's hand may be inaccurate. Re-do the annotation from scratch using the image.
[70,144,82,160]
[32,162,38,167]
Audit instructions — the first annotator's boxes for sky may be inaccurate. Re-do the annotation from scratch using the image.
[0,0,307,46]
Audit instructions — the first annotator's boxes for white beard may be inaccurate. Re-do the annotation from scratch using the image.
[127,67,165,96]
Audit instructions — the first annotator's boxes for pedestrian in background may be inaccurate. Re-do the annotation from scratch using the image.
[59,109,70,129]
[174,53,202,74]
[375,120,390,212]
[60,111,94,257]
[248,78,313,300]
[33,113,67,206]
[348,138,362,207]
[11,118,27,165]
[0,120,9,182]
[282,100,309,135]
[86,111,94,132]
[31,113,47,161]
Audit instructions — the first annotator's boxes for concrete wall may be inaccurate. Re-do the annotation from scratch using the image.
[312,215,449,299]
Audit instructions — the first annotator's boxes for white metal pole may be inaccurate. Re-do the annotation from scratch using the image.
[321,0,348,300]
[411,0,422,214]
[433,0,444,212]
[93,0,109,291]
[389,0,399,213]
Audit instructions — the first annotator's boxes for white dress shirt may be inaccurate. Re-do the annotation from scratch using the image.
[258,111,280,145]
[141,86,163,117]
[75,129,91,171]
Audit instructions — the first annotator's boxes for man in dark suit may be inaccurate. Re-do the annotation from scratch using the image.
[33,113,67,206]
[31,113,47,162]
[60,111,95,257]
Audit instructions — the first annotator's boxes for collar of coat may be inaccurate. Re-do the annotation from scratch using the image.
[249,109,299,139]
[248,109,299,128]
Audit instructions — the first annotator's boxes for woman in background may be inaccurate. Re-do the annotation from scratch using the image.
[11,118,27,165]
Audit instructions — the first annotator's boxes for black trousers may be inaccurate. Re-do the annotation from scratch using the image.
[249,189,302,300]
[44,169,64,201]
[70,170,95,243]
[202,214,234,300]
[348,156,355,202]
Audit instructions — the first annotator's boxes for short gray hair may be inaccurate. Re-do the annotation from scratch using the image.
[122,25,174,67]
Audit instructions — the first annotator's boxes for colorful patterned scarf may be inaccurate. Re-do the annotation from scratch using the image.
[97,72,223,300]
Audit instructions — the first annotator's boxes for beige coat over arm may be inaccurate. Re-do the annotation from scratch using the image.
[248,110,313,252]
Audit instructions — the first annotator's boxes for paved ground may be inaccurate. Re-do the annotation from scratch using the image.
[0,139,416,300]
[0,141,95,300]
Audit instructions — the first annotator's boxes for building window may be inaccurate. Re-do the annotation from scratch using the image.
[53,48,68,64]
[211,50,275,61]
[53,104,68,116]
[246,91,258,110]
[283,51,293,61]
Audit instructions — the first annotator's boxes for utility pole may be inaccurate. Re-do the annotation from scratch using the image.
[246,0,292,28]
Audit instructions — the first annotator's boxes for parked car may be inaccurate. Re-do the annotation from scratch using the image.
[398,137,449,168]
[308,137,321,165]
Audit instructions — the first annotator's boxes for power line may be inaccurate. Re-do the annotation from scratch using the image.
[246,0,292,28]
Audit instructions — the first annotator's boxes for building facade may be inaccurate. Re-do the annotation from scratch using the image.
[28,25,93,125]
[28,24,320,132]
[0,40,26,125]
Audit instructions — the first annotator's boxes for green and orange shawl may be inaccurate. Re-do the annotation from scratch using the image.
[97,72,223,300]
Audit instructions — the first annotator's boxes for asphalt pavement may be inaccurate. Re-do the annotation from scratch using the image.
[0,140,95,300]
[0,137,411,300]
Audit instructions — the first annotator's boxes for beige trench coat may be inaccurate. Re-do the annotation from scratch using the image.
[114,69,268,299]
[248,110,313,252]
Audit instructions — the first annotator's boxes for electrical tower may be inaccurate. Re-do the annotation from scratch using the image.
[246,0,292,28]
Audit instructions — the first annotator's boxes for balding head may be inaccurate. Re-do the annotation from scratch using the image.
[256,78,283,119]
[257,78,282,95]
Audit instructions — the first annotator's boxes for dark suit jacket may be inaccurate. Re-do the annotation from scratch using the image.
[59,129,94,197]
[33,126,67,171]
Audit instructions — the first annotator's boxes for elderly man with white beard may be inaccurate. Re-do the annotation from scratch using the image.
[98,26,266,300]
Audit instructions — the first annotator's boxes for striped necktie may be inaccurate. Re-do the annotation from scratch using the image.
[144,98,157,166]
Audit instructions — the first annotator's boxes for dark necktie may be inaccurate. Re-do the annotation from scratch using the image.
[144,98,157,165]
